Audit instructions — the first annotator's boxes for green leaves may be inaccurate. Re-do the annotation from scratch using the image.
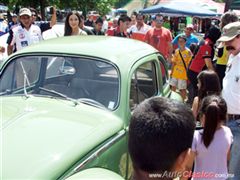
[4,0,117,16]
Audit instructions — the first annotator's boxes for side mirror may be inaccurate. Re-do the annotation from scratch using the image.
[59,66,76,75]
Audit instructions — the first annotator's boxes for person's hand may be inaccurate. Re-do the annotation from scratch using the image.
[0,46,5,53]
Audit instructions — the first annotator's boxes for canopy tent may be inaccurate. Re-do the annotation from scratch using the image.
[140,1,220,17]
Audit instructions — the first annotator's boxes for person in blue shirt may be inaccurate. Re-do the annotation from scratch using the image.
[172,24,199,51]
[7,13,18,32]
[0,14,8,36]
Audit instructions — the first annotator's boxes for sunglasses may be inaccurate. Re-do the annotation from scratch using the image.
[155,19,163,23]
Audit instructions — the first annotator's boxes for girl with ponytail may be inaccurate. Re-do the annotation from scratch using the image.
[187,95,233,180]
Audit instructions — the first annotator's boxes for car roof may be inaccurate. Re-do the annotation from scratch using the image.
[15,36,158,68]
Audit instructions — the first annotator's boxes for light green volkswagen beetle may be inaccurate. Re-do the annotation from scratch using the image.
[0,36,182,179]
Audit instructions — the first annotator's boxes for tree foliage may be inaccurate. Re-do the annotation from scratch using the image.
[213,0,224,2]
[4,0,117,16]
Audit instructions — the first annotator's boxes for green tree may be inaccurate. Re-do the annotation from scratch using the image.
[213,0,224,2]
[6,0,116,18]
[6,0,48,19]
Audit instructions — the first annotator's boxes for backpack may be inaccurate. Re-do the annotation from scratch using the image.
[188,40,206,69]
[189,40,205,59]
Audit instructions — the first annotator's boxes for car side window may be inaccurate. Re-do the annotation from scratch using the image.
[159,60,168,87]
[45,57,74,78]
[130,61,157,110]
[0,57,41,94]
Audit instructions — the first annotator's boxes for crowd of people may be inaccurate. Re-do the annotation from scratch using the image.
[0,7,240,180]
[129,11,240,180]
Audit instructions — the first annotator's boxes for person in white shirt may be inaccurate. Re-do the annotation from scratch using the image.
[128,13,151,42]
[218,21,240,180]
[101,15,108,34]
[8,8,42,55]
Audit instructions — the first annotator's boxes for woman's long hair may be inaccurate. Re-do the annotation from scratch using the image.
[197,70,221,105]
[199,95,227,148]
[64,11,81,36]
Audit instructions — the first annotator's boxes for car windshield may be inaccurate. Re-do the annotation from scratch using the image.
[0,56,120,110]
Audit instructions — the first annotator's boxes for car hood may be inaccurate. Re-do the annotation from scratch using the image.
[1,96,123,179]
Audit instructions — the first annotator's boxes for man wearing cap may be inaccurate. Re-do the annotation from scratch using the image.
[216,11,239,89]
[8,8,42,55]
[84,14,94,27]
[145,13,173,62]
[172,24,199,50]
[218,21,240,180]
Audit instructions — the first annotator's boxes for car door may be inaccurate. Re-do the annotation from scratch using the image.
[129,54,167,111]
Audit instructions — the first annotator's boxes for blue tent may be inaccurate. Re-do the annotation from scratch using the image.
[140,1,220,17]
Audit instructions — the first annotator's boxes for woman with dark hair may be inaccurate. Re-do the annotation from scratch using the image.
[64,11,87,36]
[187,25,221,104]
[188,95,232,180]
[192,70,221,120]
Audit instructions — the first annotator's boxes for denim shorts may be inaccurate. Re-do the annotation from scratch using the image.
[227,119,240,180]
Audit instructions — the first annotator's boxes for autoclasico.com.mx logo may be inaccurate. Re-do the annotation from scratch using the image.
[148,171,235,179]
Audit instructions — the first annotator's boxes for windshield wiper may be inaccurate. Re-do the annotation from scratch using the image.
[77,98,107,110]
[20,61,30,98]
[39,87,78,106]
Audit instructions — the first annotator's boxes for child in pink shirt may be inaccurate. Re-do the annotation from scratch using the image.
[187,95,233,180]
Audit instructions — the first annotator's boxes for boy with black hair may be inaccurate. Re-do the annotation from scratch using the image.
[129,97,195,180]
[107,14,131,37]
[170,35,192,101]
[92,17,105,35]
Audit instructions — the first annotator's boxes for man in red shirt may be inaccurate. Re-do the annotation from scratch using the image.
[145,14,172,62]
[107,15,131,38]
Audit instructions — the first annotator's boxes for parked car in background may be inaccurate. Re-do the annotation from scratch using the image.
[0,36,182,179]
